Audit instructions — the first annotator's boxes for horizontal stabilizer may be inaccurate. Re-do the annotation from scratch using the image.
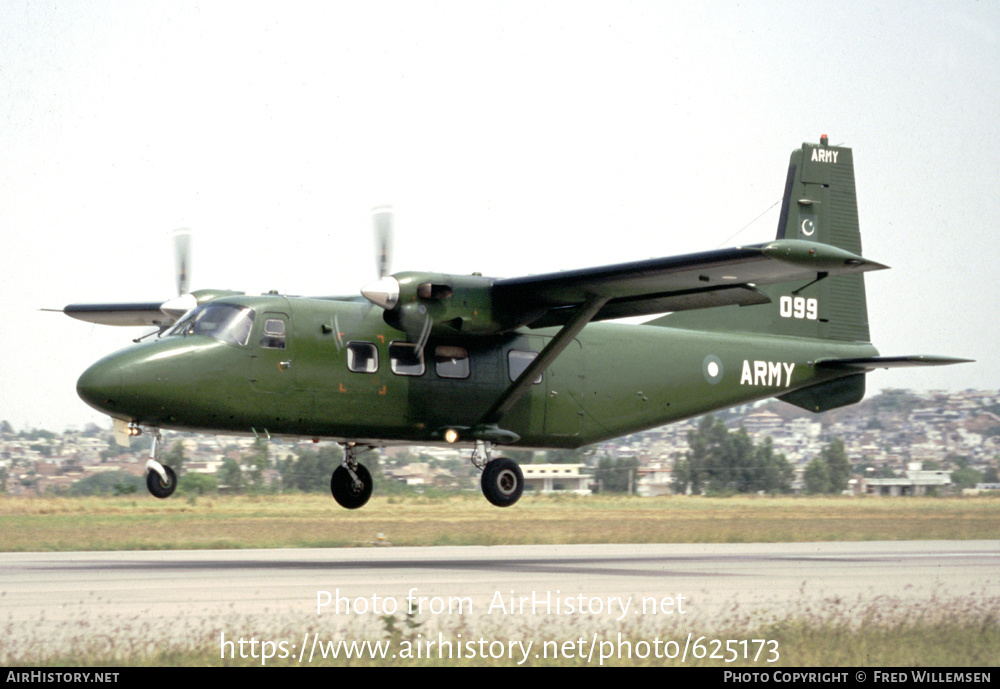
[814,355,974,371]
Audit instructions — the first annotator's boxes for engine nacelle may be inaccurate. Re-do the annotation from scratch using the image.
[375,271,513,338]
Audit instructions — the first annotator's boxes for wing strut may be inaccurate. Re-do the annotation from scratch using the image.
[479,294,610,428]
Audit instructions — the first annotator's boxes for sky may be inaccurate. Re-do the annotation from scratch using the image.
[2,0,999,432]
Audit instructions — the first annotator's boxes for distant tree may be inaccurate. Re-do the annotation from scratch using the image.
[178,473,218,495]
[819,438,850,492]
[283,446,341,492]
[950,467,982,490]
[753,437,794,493]
[983,466,999,484]
[803,458,832,494]
[595,455,639,493]
[944,454,971,470]
[244,439,271,493]
[876,465,897,479]
[674,415,793,494]
[219,458,244,493]
[69,471,145,496]
[163,441,186,477]
[20,429,56,441]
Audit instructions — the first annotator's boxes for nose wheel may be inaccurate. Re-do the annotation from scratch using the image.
[144,428,178,499]
[146,464,177,499]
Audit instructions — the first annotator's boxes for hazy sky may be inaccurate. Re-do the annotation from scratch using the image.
[2,1,998,431]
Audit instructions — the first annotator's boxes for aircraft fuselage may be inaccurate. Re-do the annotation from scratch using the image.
[77,293,877,449]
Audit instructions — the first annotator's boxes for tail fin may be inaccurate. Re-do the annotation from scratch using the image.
[655,139,872,342]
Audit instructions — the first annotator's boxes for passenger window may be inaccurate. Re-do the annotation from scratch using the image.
[435,346,470,379]
[346,342,378,373]
[260,319,287,349]
[389,342,425,376]
[508,350,542,384]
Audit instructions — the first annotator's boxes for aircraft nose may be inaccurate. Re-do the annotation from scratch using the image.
[76,358,123,415]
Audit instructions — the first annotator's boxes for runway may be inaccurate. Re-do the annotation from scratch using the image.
[2,541,998,662]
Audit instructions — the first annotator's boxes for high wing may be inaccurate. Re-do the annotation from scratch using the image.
[59,301,185,327]
[58,290,245,328]
[491,238,886,330]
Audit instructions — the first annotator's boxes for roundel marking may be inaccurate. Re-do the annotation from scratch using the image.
[703,355,723,384]
[800,218,816,236]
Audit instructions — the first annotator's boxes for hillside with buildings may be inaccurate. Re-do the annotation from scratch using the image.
[2,389,998,498]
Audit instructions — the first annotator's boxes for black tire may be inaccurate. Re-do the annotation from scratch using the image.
[331,464,373,509]
[146,465,177,499]
[481,457,523,507]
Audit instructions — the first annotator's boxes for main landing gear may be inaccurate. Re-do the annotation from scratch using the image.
[145,428,178,499]
[325,441,524,509]
[472,441,524,508]
[331,443,373,509]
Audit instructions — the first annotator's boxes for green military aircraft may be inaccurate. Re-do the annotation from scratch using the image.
[62,138,969,508]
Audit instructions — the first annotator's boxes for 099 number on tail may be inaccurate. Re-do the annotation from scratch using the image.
[779,296,817,320]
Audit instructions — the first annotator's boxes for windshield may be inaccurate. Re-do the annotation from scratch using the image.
[167,303,255,346]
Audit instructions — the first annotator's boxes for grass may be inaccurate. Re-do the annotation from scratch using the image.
[0,493,998,551]
[8,594,998,666]
[2,493,997,666]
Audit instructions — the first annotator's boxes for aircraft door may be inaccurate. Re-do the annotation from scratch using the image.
[249,311,294,394]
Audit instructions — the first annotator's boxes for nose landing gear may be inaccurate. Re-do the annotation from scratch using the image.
[146,463,177,498]
[144,428,178,499]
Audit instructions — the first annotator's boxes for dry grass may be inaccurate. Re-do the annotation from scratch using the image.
[9,593,998,667]
[1,493,998,551]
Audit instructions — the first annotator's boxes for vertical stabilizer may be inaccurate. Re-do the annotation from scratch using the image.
[775,139,870,342]
[655,139,871,342]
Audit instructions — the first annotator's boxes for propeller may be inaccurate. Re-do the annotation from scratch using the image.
[372,205,394,279]
[160,228,197,321]
[361,206,431,351]
[173,228,192,295]
[59,227,243,332]
[362,206,401,310]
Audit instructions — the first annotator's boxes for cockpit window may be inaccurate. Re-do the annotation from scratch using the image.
[167,303,255,346]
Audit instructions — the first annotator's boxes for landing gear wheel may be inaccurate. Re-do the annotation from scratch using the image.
[331,464,373,509]
[146,465,177,499]
[481,457,523,507]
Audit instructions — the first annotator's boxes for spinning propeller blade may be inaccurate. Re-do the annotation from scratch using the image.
[172,228,192,296]
[372,205,394,279]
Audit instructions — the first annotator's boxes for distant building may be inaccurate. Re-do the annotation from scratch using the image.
[637,463,673,496]
[864,462,951,496]
[521,464,591,494]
